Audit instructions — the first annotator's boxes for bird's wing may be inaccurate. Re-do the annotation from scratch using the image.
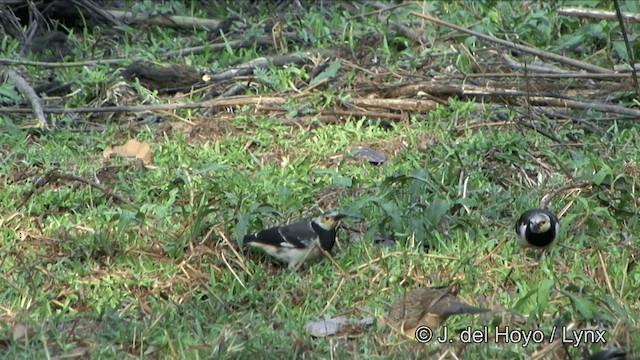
[278,221,318,247]
[245,220,316,249]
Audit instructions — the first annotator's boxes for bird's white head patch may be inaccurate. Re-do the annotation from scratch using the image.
[314,210,347,230]
[529,213,551,233]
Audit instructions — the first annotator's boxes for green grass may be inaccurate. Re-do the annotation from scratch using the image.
[1,1,640,359]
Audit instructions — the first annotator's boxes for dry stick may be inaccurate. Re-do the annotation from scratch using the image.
[558,7,640,22]
[0,95,287,114]
[613,0,640,96]
[515,119,565,144]
[322,277,347,313]
[528,97,640,118]
[0,95,434,116]
[597,250,618,300]
[105,9,221,30]
[217,229,253,277]
[17,171,136,208]
[0,58,138,67]
[2,69,49,128]
[409,11,613,74]
[501,53,572,74]
[462,72,631,79]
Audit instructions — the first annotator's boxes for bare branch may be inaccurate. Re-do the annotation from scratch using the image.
[2,69,49,128]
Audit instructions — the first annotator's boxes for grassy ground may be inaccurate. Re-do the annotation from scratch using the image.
[1,1,640,359]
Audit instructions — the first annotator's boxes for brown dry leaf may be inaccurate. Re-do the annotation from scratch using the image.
[103,139,153,165]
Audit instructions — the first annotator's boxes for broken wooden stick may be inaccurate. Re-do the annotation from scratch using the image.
[2,69,49,128]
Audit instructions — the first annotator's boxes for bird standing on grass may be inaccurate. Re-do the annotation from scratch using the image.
[386,284,489,338]
[515,208,560,250]
[243,210,347,271]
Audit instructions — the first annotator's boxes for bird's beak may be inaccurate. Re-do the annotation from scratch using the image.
[334,213,348,220]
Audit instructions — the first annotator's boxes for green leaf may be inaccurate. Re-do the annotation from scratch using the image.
[536,279,555,318]
[562,292,597,320]
[424,199,450,227]
[310,59,341,85]
[513,286,537,311]
[593,164,612,185]
[234,213,250,248]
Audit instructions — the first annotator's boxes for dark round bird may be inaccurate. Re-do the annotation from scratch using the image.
[243,210,346,270]
[515,208,560,249]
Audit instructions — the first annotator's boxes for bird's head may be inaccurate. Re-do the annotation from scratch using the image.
[529,213,552,233]
[314,210,347,230]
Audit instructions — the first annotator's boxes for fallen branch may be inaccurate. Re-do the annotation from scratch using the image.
[410,11,613,74]
[105,9,221,30]
[501,53,573,74]
[17,171,136,209]
[527,97,640,118]
[0,95,287,114]
[350,98,438,112]
[0,58,138,67]
[2,69,49,128]
[614,64,640,72]
[558,7,640,22]
[461,72,631,79]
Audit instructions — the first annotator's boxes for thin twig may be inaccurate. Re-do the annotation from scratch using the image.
[2,69,49,128]
[613,0,639,96]
[410,12,613,74]
[16,171,136,208]
[539,181,595,210]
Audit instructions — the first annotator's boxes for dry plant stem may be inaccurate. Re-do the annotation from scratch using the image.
[217,229,253,277]
[559,7,640,22]
[597,250,618,300]
[478,237,508,264]
[2,69,49,128]
[315,243,347,277]
[322,277,346,313]
[409,11,613,74]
